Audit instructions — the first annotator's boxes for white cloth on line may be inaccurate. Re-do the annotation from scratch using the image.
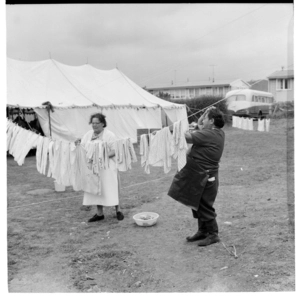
[265,119,270,132]
[232,116,237,128]
[258,119,265,132]
[172,120,188,171]
[47,140,55,177]
[36,136,45,173]
[248,118,254,131]
[140,134,150,174]
[148,127,173,174]
[241,118,248,130]
[40,137,50,175]
[15,131,41,166]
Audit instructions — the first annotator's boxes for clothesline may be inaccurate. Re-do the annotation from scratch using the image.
[7,118,190,191]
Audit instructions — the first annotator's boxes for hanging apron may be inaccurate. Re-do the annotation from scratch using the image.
[168,156,210,211]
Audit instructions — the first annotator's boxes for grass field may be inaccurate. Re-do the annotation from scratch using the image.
[7,117,294,292]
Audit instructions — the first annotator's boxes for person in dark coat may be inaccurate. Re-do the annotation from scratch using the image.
[168,106,225,246]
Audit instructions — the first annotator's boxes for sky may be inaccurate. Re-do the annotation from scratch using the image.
[5,4,294,88]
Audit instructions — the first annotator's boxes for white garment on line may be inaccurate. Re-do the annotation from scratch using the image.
[115,138,137,172]
[172,120,188,171]
[248,118,254,131]
[69,144,84,192]
[232,116,237,128]
[6,122,14,151]
[9,126,22,155]
[241,118,247,130]
[148,127,173,174]
[265,119,270,132]
[60,141,72,186]
[52,139,63,184]
[14,131,41,166]
[40,137,50,175]
[10,128,30,159]
[36,136,45,174]
[47,140,55,177]
[258,119,265,132]
[140,134,150,174]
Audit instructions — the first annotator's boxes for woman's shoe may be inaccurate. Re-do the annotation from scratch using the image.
[116,211,124,221]
[88,214,104,223]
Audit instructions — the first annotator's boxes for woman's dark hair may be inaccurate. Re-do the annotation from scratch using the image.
[89,113,107,127]
[207,108,225,128]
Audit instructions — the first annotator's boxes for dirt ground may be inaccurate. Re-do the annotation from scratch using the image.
[6,118,294,292]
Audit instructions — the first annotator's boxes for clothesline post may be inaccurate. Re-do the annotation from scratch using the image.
[48,108,52,137]
[42,101,54,137]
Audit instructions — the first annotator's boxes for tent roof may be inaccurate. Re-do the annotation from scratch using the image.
[7,58,184,110]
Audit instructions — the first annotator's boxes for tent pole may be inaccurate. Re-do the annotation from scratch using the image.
[42,101,54,137]
[48,108,52,137]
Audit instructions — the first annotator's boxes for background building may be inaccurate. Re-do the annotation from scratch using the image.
[249,79,269,92]
[267,69,294,102]
[145,79,250,100]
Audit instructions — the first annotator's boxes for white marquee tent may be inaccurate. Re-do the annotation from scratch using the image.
[7,58,188,142]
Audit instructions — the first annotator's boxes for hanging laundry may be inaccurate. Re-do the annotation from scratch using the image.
[258,119,265,132]
[115,139,126,172]
[248,118,254,131]
[6,120,136,194]
[265,119,270,132]
[36,136,45,174]
[241,117,247,130]
[7,120,15,149]
[14,131,41,166]
[52,139,63,184]
[115,139,133,172]
[10,127,30,158]
[69,144,87,192]
[172,121,188,171]
[127,138,137,164]
[85,141,110,174]
[232,116,237,128]
[140,134,150,174]
[78,144,102,195]
[47,140,55,178]
[90,142,101,175]
[8,126,22,155]
[148,127,173,174]
[99,141,110,170]
[40,137,50,175]
[60,141,72,186]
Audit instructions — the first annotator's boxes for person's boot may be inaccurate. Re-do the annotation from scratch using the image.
[197,219,220,246]
[186,219,208,242]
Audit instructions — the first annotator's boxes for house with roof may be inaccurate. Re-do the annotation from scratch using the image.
[267,69,294,102]
[145,79,250,100]
[249,79,268,92]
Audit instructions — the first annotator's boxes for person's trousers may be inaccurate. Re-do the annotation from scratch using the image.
[192,172,219,233]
